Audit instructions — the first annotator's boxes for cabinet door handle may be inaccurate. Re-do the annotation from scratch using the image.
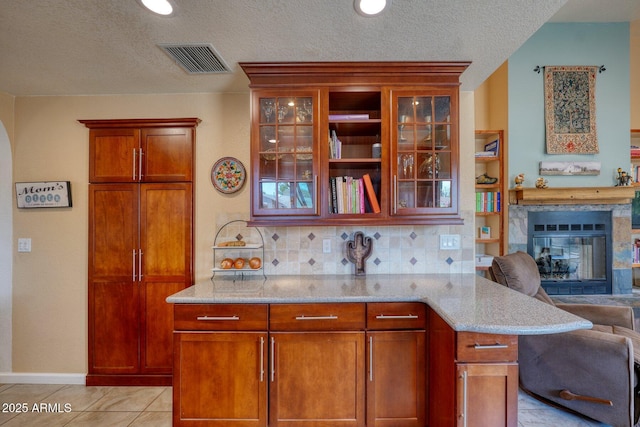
[270,337,275,382]
[196,315,240,321]
[138,249,143,281]
[295,315,338,320]
[132,249,137,281]
[313,175,318,215]
[132,149,137,181]
[259,336,265,382]
[459,370,468,427]
[473,343,508,350]
[393,175,397,214]
[138,148,143,180]
[375,314,418,320]
[369,335,373,382]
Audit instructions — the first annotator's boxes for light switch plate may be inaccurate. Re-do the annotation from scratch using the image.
[439,234,460,250]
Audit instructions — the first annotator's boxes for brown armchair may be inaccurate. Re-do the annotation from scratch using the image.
[489,251,640,427]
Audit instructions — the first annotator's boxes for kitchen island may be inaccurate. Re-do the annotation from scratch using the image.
[167,274,591,427]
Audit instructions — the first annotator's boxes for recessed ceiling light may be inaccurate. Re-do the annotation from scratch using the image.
[354,0,389,17]
[141,0,173,16]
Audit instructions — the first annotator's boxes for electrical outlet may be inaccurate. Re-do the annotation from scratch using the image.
[323,238,331,253]
[18,238,31,253]
[439,234,460,250]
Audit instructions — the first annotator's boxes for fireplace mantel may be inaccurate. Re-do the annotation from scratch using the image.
[509,186,636,205]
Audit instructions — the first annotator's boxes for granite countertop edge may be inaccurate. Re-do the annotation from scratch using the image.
[167,273,593,335]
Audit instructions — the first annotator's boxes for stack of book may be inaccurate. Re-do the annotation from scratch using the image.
[475,192,501,212]
[329,173,380,214]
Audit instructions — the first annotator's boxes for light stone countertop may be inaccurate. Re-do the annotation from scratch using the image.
[167,273,592,335]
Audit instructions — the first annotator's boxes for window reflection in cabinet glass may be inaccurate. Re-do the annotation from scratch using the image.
[259,182,313,209]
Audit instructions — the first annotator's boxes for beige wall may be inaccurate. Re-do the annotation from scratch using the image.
[7,91,476,375]
[632,20,640,128]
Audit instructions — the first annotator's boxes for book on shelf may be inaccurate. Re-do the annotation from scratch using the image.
[484,138,499,154]
[634,239,640,263]
[479,226,491,239]
[362,174,381,213]
[329,129,342,159]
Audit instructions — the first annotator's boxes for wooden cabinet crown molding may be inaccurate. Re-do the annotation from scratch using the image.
[79,118,201,129]
[240,61,470,87]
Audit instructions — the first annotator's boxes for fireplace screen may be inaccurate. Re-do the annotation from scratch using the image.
[532,236,606,281]
[528,210,611,294]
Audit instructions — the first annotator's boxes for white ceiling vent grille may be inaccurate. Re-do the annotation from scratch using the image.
[158,43,231,74]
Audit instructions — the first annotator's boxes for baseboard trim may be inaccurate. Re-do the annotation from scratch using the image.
[0,372,86,385]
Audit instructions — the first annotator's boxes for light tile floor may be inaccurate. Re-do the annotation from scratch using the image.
[0,383,610,426]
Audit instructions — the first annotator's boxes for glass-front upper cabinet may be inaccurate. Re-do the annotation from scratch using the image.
[251,91,319,217]
[391,90,459,218]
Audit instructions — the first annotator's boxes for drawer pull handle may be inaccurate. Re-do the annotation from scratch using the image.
[473,343,508,350]
[196,315,240,321]
[376,314,418,320]
[295,315,338,320]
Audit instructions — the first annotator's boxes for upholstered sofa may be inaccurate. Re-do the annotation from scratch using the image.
[489,251,640,427]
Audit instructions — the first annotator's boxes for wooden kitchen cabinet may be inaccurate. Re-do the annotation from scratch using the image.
[366,303,426,427]
[428,308,518,427]
[240,62,469,226]
[82,118,199,183]
[269,303,366,427]
[173,304,268,426]
[84,118,198,386]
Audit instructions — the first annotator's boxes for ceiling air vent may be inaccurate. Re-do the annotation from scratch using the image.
[158,43,231,74]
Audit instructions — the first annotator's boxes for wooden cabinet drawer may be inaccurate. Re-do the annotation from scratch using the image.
[366,302,427,330]
[270,303,365,331]
[456,332,518,362]
[174,304,268,331]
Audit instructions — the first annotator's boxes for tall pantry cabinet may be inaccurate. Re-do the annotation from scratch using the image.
[81,118,200,386]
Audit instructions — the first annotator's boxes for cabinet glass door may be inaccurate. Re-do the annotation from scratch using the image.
[254,93,318,216]
[392,92,457,215]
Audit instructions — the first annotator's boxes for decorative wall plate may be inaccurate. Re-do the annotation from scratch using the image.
[211,157,246,194]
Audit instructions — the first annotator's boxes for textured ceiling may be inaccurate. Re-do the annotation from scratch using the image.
[0,0,638,96]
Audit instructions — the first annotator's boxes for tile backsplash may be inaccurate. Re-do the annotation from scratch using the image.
[213,213,474,276]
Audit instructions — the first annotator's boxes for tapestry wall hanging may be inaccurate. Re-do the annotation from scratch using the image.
[544,65,599,154]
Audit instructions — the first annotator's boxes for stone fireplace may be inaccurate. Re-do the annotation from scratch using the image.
[508,187,635,295]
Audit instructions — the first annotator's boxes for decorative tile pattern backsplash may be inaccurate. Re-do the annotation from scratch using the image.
[214,213,474,276]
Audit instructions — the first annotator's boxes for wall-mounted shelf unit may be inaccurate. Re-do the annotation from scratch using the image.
[474,130,505,271]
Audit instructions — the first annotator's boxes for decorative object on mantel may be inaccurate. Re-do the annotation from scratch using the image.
[535,177,548,189]
[211,157,246,194]
[514,173,525,190]
[542,65,601,154]
[15,181,72,208]
[615,168,632,186]
[539,161,600,176]
[346,231,372,276]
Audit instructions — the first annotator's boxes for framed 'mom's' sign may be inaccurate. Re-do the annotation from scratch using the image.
[15,181,72,208]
